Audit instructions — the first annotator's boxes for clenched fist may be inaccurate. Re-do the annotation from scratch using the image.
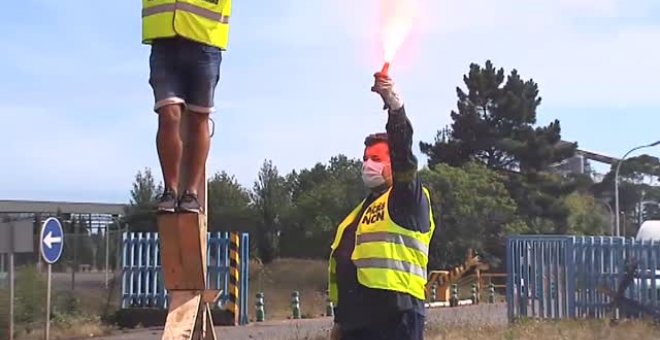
[371,72,403,111]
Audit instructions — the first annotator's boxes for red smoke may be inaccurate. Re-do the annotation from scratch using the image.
[379,0,418,66]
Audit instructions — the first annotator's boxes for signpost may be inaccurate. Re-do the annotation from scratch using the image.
[0,219,34,340]
[40,217,64,340]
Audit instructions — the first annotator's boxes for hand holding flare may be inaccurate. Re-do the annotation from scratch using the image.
[371,0,415,109]
[371,62,402,111]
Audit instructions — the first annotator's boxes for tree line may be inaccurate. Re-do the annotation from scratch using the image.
[124,60,660,271]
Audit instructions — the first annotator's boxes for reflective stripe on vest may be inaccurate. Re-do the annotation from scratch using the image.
[142,0,231,50]
[327,186,435,305]
[353,258,427,280]
[142,3,229,24]
[356,232,429,255]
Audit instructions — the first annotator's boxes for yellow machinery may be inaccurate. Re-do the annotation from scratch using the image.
[425,249,490,302]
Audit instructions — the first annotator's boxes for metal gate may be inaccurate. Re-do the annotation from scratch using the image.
[120,231,250,325]
[506,235,660,322]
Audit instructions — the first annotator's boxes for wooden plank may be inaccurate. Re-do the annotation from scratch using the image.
[202,304,217,340]
[158,214,206,290]
[201,289,222,304]
[197,210,208,283]
[162,291,202,340]
[198,142,209,281]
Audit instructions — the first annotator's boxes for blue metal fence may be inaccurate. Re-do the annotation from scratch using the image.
[121,231,250,325]
[507,235,660,322]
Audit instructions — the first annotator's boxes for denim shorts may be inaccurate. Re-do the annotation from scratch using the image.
[148,37,222,113]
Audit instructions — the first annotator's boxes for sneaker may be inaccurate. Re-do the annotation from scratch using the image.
[178,191,201,214]
[156,188,177,213]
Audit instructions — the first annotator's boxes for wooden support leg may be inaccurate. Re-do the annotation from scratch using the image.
[162,291,202,340]
[158,210,220,340]
[199,303,217,340]
[162,290,222,340]
[200,290,222,340]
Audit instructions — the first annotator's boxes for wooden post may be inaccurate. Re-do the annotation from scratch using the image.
[157,112,220,340]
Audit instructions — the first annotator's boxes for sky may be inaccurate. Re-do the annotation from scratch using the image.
[0,0,659,204]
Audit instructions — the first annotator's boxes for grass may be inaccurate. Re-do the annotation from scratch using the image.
[5,259,660,339]
[2,258,324,339]
[424,319,660,340]
[293,319,660,340]
[245,259,660,339]
[246,258,506,321]
[13,316,115,340]
[248,258,330,320]
[0,267,120,340]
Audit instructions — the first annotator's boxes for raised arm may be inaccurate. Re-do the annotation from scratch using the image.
[372,73,430,233]
[386,105,418,183]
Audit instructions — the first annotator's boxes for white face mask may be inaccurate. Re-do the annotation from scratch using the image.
[362,159,387,189]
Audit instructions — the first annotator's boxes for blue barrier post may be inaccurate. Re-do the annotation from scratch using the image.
[240,232,250,325]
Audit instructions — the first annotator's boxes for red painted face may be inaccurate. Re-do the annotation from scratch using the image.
[363,142,393,188]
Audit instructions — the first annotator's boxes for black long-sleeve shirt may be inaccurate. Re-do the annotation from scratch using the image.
[332,105,432,331]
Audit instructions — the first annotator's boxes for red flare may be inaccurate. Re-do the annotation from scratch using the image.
[381,62,390,75]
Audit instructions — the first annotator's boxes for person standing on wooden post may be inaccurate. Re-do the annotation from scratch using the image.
[328,71,437,340]
[142,0,232,214]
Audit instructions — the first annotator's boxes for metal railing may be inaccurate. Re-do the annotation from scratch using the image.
[506,235,660,322]
[120,231,250,325]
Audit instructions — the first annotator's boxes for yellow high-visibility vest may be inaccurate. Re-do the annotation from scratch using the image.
[328,186,435,305]
[142,0,232,50]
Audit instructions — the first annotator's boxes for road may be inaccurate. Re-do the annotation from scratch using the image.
[92,303,507,340]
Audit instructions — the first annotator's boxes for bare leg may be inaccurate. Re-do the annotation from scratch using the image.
[175,38,222,214]
[178,111,210,213]
[186,112,210,194]
[156,104,183,212]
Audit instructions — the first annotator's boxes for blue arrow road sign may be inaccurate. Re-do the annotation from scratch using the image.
[40,217,64,264]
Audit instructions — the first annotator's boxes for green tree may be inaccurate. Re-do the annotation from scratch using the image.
[208,171,257,232]
[643,199,660,221]
[14,266,47,325]
[124,167,162,232]
[564,193,611,235]
[419,60,579,233]
[592,154,660,233]
[279,155,364,259]
[505,171,577,234]
[250,160,289,263]
[419,60,576,172]
[419,162,526,270]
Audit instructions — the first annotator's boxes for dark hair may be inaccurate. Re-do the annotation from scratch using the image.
[364,132,388,147]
